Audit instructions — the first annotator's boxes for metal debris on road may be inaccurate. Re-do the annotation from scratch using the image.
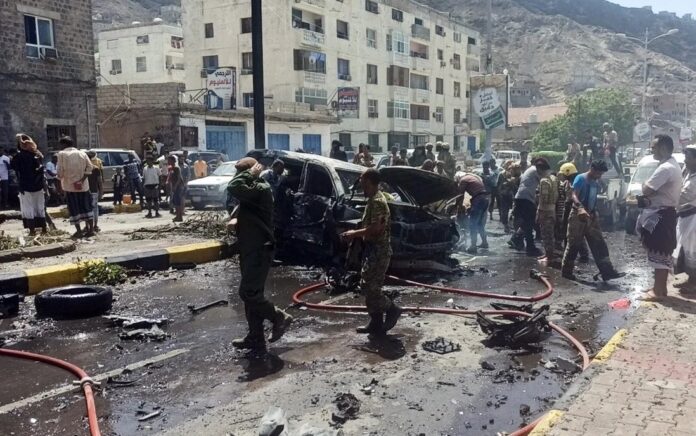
[119,325,168,341]
[477,305,552,347]
[137,410,161,422]
[421,337,462,354]
[331,393,361,424]
[105,315,170,329]
[187,299,229,314]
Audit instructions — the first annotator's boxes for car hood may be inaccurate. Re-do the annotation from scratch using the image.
[187,176,234,187]
[379,167,458,206]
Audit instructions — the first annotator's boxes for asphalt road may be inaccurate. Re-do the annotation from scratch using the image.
[0,220,651,435]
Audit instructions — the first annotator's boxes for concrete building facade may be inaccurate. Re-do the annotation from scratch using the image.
[0,1,97,153]
[646,93,688,124]
[182,0,480,153]
[98,22,185,86]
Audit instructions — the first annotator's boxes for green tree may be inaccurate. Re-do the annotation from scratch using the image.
[532,89,637,152]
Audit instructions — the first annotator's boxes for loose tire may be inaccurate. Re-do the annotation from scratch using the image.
[34,285,113,319]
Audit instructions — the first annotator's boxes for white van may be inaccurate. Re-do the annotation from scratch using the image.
[623,153,684,233]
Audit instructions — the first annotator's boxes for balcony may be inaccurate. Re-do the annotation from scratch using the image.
[300,29,325,47]
[411,24,431,41]
[391,51,410,68]
[413,120,430,131]
[410,56,430,71]
[411,88,430,104]
[393,118,411,130]
[303,71,326,84]
[298,0,325,8]
[389,86,410,101]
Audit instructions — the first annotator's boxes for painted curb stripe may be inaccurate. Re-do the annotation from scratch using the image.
[106,249,170,271]
[166,241,224,265]
[592,328,628,364]
[25,263,85,295]
[528,410,565,436]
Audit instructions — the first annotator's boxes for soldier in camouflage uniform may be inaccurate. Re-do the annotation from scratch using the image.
[537,171,559,263]
[342,169,402,336]
[497,161,521,233]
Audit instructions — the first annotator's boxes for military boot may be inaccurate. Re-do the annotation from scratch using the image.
[232,335,266,350]
[384,302,403,332]
[356,312,384,335]
[268,309,294,343]
[233,305,266,350]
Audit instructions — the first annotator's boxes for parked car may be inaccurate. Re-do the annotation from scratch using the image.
[186,161,237,209]
[623,153,685,234]
[246,149,460,270]
[171,150,229,171]
[82,148,140,194]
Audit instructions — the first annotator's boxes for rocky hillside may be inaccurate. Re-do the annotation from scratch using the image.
[94,0,695,105]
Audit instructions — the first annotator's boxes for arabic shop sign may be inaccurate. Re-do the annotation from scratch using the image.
[337,87,360,118]
[206,67,236,110]
[474,87,505,129]
[470,74,509,131]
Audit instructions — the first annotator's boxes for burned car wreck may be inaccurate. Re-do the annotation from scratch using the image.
[246,150,460,271]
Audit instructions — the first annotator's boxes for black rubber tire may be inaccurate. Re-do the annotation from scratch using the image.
[0,293,20,318]
[34,285,113,319]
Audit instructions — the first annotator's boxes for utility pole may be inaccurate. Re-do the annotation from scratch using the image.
[251,0,266,148]
[482,0,494,162]
[641,27,649,121]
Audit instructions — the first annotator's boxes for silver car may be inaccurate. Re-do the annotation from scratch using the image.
[186,161,237,209]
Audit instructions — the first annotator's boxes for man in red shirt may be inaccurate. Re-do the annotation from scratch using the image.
[456,173,491,254]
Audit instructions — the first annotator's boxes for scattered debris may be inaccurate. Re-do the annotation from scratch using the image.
[326,268,360,294]
[105,315,170,329]
[257,407,289,436]
[187,299,229,314]
[119,325,168,341]
[0,294,20,318]
[297,423,343,436]
[331,393,361,424]
[490,302,534,314]
[137,410,161,422]
[422,337,461,354]
[519,404,531,416]
[477,305,552,347]
[480,361,496,371]
[127,212,233,241]
[554,357,581,373]
[359,378,379,395]
[608,298,631,309]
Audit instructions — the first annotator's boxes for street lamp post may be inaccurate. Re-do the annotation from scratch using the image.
[619,28,679,120]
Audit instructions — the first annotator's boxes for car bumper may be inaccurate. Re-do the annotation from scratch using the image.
[186,190,226,205]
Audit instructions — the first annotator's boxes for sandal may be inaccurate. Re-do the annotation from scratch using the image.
[637,291,666,302]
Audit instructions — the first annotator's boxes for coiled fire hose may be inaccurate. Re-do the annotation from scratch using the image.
[0,348,101,436]
[292,270,589,436]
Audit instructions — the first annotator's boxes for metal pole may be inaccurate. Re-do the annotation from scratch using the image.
[251,0,266,148]
[483,0,493,162]
[641,28,648,120]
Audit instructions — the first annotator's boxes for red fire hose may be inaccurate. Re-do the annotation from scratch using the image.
[292,271,590,436]
[0,348,101,436]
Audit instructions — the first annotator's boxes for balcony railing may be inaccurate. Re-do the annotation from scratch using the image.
[393,118,411,130]
[299,0,325,7]
[391,51,410,67]
[413,119,430,131]
[411,24,431,41]
[304,71,326,84]
[301,29,325,47]
[410,56,430,71]
[412,88,430,103]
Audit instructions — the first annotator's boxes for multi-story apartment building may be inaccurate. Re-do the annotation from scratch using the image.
[0,1,97,152]
[182,0,480,153]
[646,94,688,124]
[98,21,185,86]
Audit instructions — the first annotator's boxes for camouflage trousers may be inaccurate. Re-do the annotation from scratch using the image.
[562,209,613,275]
[538,210,556,260]
[360,243,392,313]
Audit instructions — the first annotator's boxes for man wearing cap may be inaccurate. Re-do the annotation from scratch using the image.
[439,143,456,179]
[425,143,436,162]
[509,158,549,256]
[674,145,696,292]
[562,160,625,281]
[558,163,589,262]
[227,157,293,350]
[341,168,402,336]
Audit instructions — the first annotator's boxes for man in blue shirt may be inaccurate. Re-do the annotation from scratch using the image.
[561,160,624,281]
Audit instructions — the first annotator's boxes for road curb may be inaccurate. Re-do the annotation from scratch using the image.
[0,240,237,296]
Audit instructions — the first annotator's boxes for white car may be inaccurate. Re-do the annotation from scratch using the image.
[186,161,237,209]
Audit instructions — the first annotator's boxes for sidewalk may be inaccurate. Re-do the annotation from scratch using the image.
[545,290,696,435]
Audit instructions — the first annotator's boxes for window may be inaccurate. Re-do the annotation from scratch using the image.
[339,133,352,150]
[136,56,147,72]
[46,125,76,152]
[454,108,461,124]
[386,31,407,54]
[468,36,477,45]
[24,15,54,58]
[368,134,380,150]
[171,36,184,49]
[202,55,219,72]
[368,99,378,118]
[136,35,149,44]
[337,58,350,80]
[293,50,326,73]
[243,93,254,108]
[437,49,444,61]
[436,78,444,95]
[454,81,461,97]
[242,52,253,73]
[435,25,445,36]
[452,53,461,70]
[414,18,423,26]
[367,64,378,84]
[387,66,409,87]
[392,9,403,22]
[453,32,462,43]
[107,39,118,49]
[292,9,324,33]
[110,59,122,74]
[365,0,379,14]
[366,28,377,48]
[165,55,184,70]
[205,23,214,38]
[387,101,409,119]
[295,87,328,105]
[337,20,349,40]
[410,73,428,90]
[410,104,429,120]
[435,107,444,122]
[241,17,252,34]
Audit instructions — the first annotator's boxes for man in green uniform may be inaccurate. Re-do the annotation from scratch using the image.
[342,169,402,336]
[227,157,293,351]
[537,171,559,264]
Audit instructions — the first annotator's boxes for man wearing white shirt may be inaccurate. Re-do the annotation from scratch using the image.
[143,157,162,218]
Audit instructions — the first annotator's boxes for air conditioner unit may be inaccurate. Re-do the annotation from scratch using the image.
[200,69,208,78]
[339,74,351,81]
[166,64,175,70]
[39,47,58,60]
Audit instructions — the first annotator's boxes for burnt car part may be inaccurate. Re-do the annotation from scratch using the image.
[476,305,553,347]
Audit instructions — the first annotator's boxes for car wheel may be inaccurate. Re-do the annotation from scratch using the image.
[192,202,205,210]
[35,285,113,319]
